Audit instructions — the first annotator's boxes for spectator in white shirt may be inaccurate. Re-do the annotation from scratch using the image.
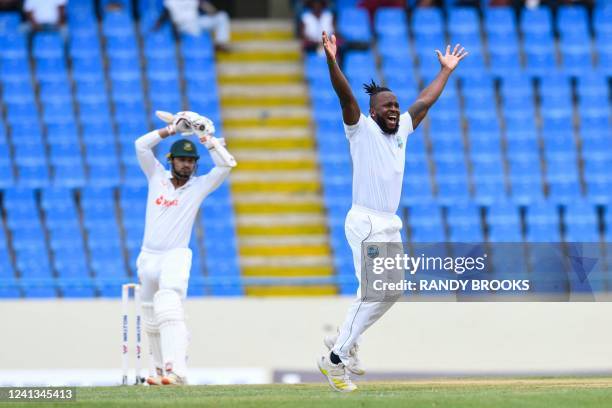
[23,0,66,32]
[154,0,230,52]
[300,0,335,54]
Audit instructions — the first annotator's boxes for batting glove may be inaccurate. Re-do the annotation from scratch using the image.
[172,111,202,135]
[191,115,215,140]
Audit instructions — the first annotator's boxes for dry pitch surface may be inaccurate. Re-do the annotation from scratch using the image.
[6,377,612,407]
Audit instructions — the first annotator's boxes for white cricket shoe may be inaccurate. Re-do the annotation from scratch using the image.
[324,333,365,376]
[317,354,357,392]
[161,372,188,385]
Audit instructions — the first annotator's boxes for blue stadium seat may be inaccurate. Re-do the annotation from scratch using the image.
[0,278,20,298]
[525,200,561,242]
[0,12,21,34]
[471,156,507,204]
[337,8,372,44]
[508,158,544,204]
[2,77,35,104]
[106,36,139,60]
[577,72,608,99]
[88,162,121,187]
[412,7,443,36]
[72,55,105,80]
[42,101,75,125]
[32,33,64,59]
[584,155,612,204]
[5,102,33,124]
[408,204,445,242]
[0,33,27,59]
[484,7,516,36]
[17,164,50,188]
[564,201,600,242]
[594,5,612,38]
[557,6,589,36]
[520,6,552,35]
[448,7,480,36]
[180,33,215,60]
[69,32,102,59]
[102,10,135,37]
[486,201,522,242]
[523,32,556,76]
[446,202,483,242]
[49,143,81,166]
[546,158,582,205]
[60,280,96,298]
[39,80,71,102]
[1,56,30,82]
[144,31,175,59]
[374,7,407,37]
[21,279,57,298]
[76,78,108,102]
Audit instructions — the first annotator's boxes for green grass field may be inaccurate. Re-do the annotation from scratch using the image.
[7,378,612,408]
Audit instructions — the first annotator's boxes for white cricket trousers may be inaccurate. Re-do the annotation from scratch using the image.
[332,205,403,364]
[137,248,192,377]
[137,248,192,301]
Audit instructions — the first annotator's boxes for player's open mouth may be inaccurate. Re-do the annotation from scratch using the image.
[387,115,398,124]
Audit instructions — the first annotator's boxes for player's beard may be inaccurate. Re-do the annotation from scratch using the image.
[374,116,399,135]
[171,163,195,180]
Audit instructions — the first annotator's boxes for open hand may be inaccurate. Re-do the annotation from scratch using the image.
[322,31,337,61]
[435,44,468,71]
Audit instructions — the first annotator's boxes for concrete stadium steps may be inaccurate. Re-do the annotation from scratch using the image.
[218,63,303,85]
[218,20,334,296]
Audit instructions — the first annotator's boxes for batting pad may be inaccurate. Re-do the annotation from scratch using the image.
[153,289,184,325]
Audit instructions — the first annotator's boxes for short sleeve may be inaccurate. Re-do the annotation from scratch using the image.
[398,111,414,143]
[343,113,367,140]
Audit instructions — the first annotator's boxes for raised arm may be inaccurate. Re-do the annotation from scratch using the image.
[193,117,236,197]
[322,31,360,125]
[408,44,468,130]
[134,127,173,179]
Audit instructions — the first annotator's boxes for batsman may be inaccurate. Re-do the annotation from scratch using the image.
[134,111,237,385]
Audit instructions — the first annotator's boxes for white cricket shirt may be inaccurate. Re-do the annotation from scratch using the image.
[344,112,414,214]
[135,131,231,253]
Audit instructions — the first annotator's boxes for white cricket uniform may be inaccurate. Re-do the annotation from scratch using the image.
[135,130,231,377]
[332,112,414,364]
[135,130,230,299]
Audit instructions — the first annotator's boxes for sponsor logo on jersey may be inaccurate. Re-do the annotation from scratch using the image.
[155,195,178,207]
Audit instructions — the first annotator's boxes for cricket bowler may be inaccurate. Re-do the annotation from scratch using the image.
[317,31,467,392]
[134,111,236,385]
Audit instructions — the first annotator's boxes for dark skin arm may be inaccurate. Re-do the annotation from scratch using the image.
[408,44,468,129]
[322,31,360,125]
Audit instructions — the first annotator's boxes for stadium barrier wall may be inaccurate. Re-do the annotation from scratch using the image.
[1,298,611,384]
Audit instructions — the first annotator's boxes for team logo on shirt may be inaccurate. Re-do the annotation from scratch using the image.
[366,245,379,259]
[155,195,179,207]
[396,135,403,148]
